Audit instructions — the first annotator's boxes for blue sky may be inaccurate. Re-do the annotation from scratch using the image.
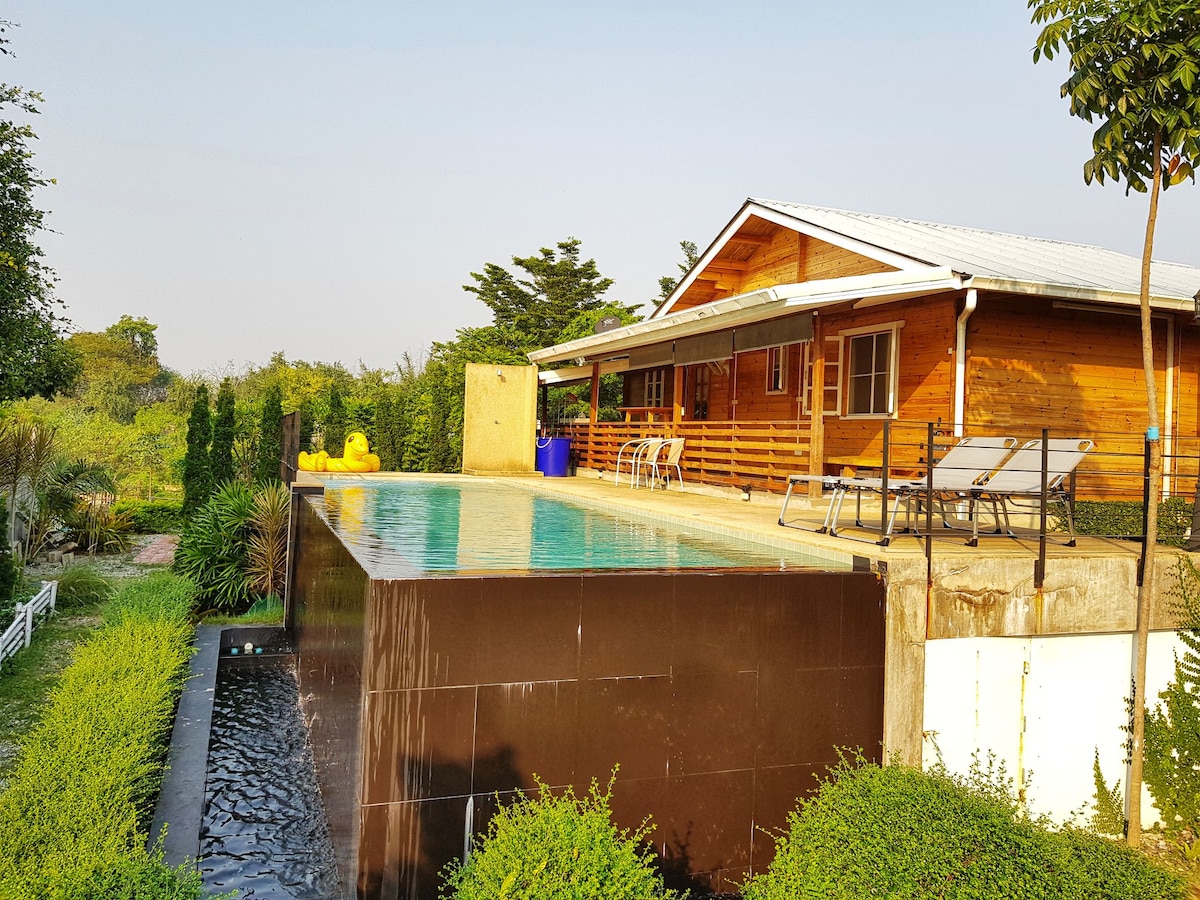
[9,1,1200,376]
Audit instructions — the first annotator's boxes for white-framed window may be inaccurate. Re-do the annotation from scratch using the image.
[842,322,902,417]
[644,369,664,407]
[765,345,787,394]
[801,337,843,416]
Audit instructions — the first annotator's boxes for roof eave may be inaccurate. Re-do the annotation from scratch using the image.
[966,276,1194,313]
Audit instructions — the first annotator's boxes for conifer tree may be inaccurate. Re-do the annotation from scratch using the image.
[373,392,395,471]
[253,382,283,484]
[296,397,314,454]
[210,378,236,486]
[181,384,212,518]
[324,383,347,455]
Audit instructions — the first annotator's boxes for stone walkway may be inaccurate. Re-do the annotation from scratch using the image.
[133,534,179,565]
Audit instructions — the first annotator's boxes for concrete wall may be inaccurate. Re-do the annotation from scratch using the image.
[924,631,1185,828]
[879,549,1194,828]
[461,363,537,475]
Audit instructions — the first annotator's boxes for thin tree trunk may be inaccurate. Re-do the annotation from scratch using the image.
[1127,134,1164,848]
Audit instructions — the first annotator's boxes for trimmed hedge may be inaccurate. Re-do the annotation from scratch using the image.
[742,755,1184,900]
[441,774,679,900]
[1054,497,1192,547]
[0,573,208,899]
[112,498,185,535]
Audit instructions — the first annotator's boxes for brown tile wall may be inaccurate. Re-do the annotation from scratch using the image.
[295,511,886,900]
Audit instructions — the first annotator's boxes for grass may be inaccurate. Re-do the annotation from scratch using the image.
[0,597,107,789]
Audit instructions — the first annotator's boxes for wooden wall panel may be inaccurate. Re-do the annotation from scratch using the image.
[801,237,896,281]
[966,296,1171,496]
[737,231,801,293]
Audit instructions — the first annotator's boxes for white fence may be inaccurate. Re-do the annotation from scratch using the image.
[0,581,58,668]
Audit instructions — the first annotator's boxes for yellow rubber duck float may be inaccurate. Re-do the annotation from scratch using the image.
[298,431,381,473]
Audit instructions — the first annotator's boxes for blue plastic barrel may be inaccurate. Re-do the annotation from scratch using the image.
[535,437,572,477]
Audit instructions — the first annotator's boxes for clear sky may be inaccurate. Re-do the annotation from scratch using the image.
[8,1,1200,378]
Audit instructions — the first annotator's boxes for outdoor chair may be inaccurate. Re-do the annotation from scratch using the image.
[646,438,685,491]
[780,436,1017,545]
[614,437,664,488]
[960,438,1094,546]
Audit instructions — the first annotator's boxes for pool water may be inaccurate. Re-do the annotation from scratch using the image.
[313,477,843,577]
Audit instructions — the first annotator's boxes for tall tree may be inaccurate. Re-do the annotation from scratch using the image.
[0,24,80,402]
[463,238,621,351]
[181,384,213,518]
[1031,0,1200,846]
[210,377,236,486]
[253,382,283,484]
[324,382,347,455]
[655,240,700,307]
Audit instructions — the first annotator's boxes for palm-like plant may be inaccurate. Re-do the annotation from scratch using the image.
[172,480,257,613]
[29,458,121,556]
[246,481,289,599]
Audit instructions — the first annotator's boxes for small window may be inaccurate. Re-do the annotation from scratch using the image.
[845,328,897,416]
[692,365,710,420]
[644,369,664,407]
[766,345,787,394]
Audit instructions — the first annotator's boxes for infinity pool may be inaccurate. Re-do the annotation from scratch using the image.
[312,477,845,577]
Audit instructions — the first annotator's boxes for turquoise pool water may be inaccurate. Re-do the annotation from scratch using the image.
[310,478,845,577]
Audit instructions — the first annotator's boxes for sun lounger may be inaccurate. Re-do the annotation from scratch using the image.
[780,436,1017,544]
[961,438,1094,546]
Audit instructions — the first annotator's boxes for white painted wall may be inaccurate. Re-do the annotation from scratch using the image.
[923,631,1187,828]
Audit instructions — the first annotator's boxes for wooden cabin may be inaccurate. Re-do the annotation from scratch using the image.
[530,199,1200,500]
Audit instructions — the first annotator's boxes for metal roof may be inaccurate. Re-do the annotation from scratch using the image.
[752,198,1200,302]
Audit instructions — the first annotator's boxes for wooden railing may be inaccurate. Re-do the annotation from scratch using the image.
[565,420,811,494]
[1,581,57,668]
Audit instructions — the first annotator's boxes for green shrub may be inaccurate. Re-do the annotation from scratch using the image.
[52,565,114,610]
[742,752,1184,900]
[172,480,256,613]
[1144,558,1200,838]
[0,500,17,624]
[441,773,679,900]
[112,498,185,534]
[0,573,206,899]
[1054,497,1192,547]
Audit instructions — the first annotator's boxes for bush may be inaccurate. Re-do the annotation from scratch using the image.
[0,573,207,899]
[441,773,679,900]
[1055,497,1192,547]
[53,565,115,610]
[172,480,256,613]
[742,752,1184,900]
[112,498,185,534]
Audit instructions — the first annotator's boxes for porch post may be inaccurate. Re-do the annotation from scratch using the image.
[672,365,685,437]
[807,318,826,501]
[589,362,601,424]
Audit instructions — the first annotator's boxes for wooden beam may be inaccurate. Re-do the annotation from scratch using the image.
[808,319,826,501]
[672,365,685,434]
[727,233,773,246]
[589,361,600,424]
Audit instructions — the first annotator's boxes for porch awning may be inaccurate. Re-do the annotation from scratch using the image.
[528,267,962,366]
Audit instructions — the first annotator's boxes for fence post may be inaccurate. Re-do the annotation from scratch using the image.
[1035,427,1049,590]
[22,601,33,649]
[878,419,891,544]
[47,580,57,613]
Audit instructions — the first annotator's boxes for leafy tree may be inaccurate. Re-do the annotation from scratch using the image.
[210,378,236,486]
[68,317,171,424]
[655,239,699,307]
[296,396,314,454]
[253,382,283,484]
[463,238,626,352]
[181,384,212,518]
[324,382,347,455]
[0,30,80,403]
[1030,0,1200,845]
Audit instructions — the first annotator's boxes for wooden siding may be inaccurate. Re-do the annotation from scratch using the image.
[820,295,958,472]
[801,235,895,282]
[966,295,1170,496]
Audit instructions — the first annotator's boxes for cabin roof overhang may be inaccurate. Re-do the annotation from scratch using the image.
[530,267,964,368]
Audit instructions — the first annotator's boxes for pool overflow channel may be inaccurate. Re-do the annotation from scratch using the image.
[152,626,344,899]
